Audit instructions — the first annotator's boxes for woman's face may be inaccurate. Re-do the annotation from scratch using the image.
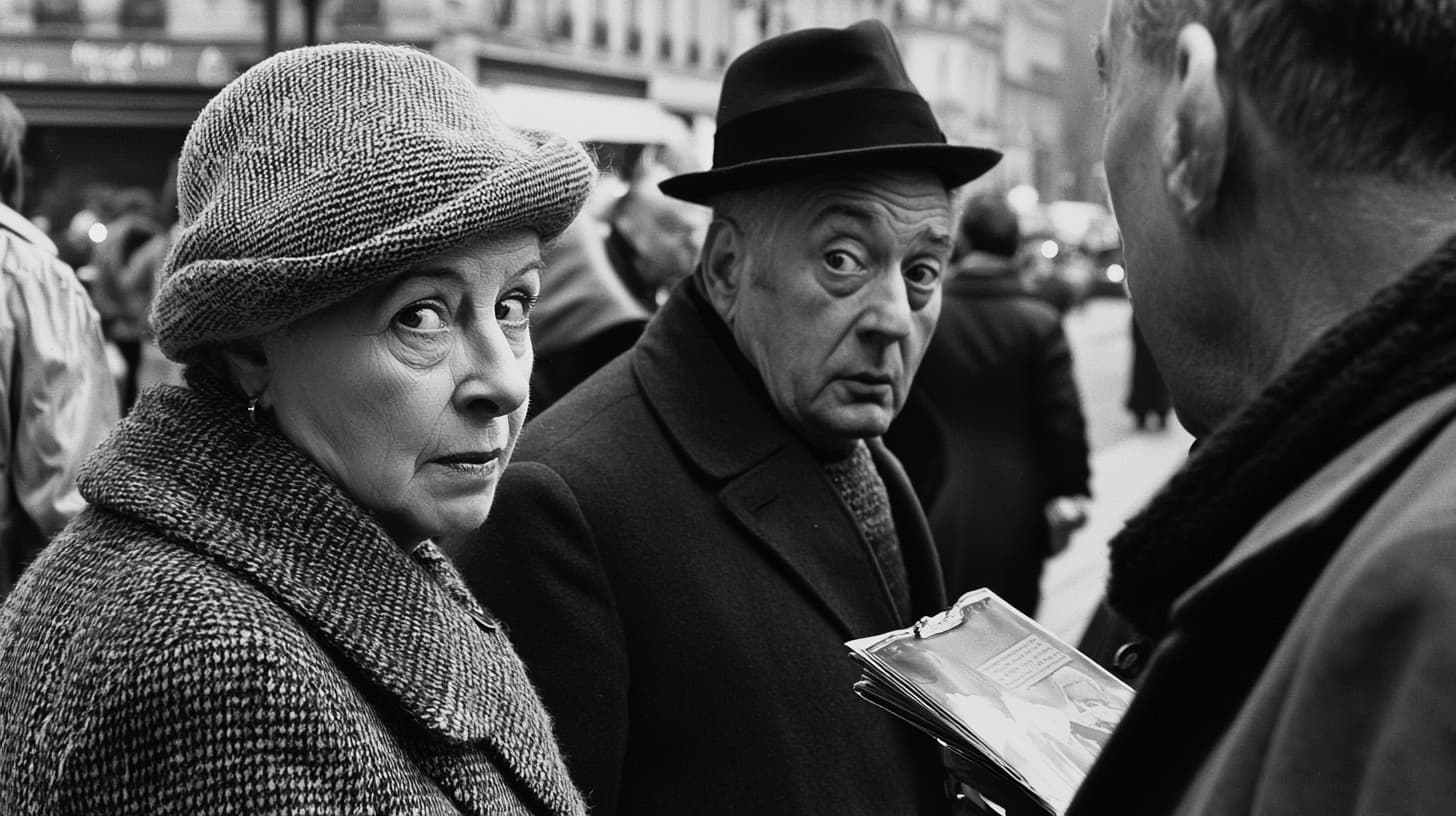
[259,229,540,545]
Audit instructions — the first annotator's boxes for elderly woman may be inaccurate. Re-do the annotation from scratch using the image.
[0,44,594,814]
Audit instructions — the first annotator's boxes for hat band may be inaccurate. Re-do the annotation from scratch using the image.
[712,88,946,169]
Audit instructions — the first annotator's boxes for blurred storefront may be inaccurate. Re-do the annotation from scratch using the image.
[0,0,254,253]
[1,0,1086,250]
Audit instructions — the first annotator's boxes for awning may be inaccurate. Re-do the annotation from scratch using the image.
[479,83,690,146]
[0,84,214,127]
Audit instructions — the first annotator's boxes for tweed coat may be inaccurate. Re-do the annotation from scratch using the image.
[0,379,585,816]
[1068,384,1456,815]
[446,279,953,816]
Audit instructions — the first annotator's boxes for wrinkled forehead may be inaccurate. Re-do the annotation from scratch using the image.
[786,168,953,222]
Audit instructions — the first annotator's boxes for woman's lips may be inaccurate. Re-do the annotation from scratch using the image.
[434,449,502,474]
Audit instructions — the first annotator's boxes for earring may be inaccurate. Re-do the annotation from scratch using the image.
[247,396,259,426]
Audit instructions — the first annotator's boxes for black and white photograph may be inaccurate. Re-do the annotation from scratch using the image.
[2,1,1454,814]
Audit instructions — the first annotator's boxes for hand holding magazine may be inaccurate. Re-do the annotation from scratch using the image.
[846,589,1133,816]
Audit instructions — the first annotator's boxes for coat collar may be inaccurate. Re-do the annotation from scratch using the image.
[632,279,946,635]
[1171,383,1456,625]
[0,202,58,255]
[78,380,581,816]
[631,276,796,480]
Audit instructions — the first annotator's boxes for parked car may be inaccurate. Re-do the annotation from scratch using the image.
[1018,200,1126,305]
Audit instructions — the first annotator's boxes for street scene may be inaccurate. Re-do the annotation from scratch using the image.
[3,1,1455,814]
[1039,296,1193,643]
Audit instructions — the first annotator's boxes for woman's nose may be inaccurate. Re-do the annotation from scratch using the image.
[453,320,530,419]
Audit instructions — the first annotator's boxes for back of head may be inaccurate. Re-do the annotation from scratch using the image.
[956,192,1020,260]
[1122,0,1456,179]
[0,94,26,209]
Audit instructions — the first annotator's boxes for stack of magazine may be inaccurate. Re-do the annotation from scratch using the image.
[846,589,1133,816]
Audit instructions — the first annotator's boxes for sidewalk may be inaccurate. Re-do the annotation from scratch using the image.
[1035,417,1194,643]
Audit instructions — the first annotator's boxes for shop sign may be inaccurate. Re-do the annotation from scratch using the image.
[0,39,235,86]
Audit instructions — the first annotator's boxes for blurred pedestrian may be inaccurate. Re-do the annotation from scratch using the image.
[0,92,118,597]
[603,157,706,311]
[445,20,1000,816]
[118,157,186,395]
[89,185,161,412]
[887,192,1092,615]
[1068,2,1456,814]
[1124,314,1171,430]
[527,214,649,417]
[0,44,595,814]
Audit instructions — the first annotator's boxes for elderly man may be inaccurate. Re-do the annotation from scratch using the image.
[446,20,999,816]
[1067,1,1456,813]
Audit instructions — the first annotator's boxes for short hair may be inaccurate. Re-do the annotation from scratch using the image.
[707,188,782,289]
[956,193,1019,260]
[1121,0,1456,179]
[0,94,26,209]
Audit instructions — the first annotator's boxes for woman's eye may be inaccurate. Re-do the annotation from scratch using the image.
[495,294,534,324]
[824,249,866,275]
[395,303,447,331]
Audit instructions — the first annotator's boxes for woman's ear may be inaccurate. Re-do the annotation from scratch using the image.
[1162,23,1228,223]
[222,338,272,402]
[699,215,747,324]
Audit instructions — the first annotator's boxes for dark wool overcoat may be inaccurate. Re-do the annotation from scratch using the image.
[1069,384,1456,815]
[0,381,584,816]
[446,279,954,816]
[886,265,1090,614]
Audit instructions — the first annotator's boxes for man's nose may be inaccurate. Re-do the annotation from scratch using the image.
[858,269,915,343]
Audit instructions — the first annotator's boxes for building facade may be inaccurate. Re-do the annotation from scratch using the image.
[0,0,1077,241]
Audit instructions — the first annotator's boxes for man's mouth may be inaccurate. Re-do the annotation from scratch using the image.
[844,372,894,387]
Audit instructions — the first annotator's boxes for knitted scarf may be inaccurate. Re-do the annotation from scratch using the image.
[1108,232,1456,639]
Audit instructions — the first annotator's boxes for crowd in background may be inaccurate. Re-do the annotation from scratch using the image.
[9,0,1451,811]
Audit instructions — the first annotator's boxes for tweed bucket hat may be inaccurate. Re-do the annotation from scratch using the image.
[153,42,596,361]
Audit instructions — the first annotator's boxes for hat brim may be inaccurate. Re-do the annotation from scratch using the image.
[156,132,595,361]
[658,143,1002,205]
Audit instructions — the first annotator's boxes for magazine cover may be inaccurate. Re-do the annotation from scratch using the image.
[846,588,1133,816]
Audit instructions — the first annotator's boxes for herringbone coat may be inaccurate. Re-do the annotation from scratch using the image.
[0,379,584,816]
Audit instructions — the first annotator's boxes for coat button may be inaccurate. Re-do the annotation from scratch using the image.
[1112,640,1148,679]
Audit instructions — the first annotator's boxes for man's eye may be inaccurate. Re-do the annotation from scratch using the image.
[395,304,447,331]
[905,263,941,288]
[824,249,865,275]
[495,294,534,324]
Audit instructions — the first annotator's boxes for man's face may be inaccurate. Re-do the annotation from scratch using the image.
[1097,1,1233,434]
[618,182,708,288]
[1098,3,1183,315]
[724,168,952,451]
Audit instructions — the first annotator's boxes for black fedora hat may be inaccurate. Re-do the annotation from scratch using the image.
[659,19,1001,205]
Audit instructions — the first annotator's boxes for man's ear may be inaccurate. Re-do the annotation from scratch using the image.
[699,216,746,323]
[1162,23,1228,223]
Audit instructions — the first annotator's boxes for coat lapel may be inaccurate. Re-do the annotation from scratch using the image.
[634,280,935,638]
[80,383,582,816]
[1171,383,1456,627]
